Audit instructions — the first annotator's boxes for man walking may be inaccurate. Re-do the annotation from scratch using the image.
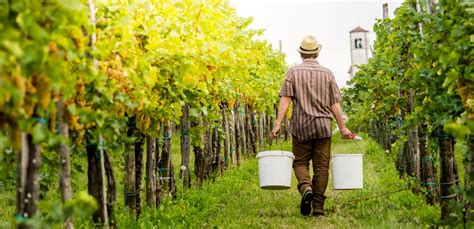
[271,35,352,217]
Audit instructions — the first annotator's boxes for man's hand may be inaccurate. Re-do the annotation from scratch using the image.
[340,127,352,139]
[331,103,352,139]
[270,123,281,139]
[271,96,291,139]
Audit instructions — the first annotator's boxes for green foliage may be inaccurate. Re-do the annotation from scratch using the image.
[344,0,472,139]
[17,191,98,228]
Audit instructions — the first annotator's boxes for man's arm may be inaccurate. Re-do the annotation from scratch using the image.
[270,96,292,138]
[331,102,352,138]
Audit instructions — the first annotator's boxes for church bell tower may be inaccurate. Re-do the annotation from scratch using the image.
[348,26,369,78]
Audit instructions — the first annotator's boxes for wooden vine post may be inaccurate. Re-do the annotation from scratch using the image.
[203,122,212,177]
[438,129,460,221]
[86,134,108,226]
[158,121,177,197]
[124,115,144,218]
[154,137,161,206]
[246,104,257,155]
[381,3,404,177]
[145,135,157,206]
[234,104,241,165]
[414,0,437,205]
[405,2,421,181]
[419,125,437,205]
[17,131,41,228]
[211,127,221,174]
[134,134,144,216]
[192,117,205,182]
[221,103,230,168]
[240,105,247,155]
[259,112,265,148]
[229,107,236,164]
[57,99,74,229]
[180,104,191,188]
[124,117,136,215]
[244,104,251,154]
[86,1,115,226]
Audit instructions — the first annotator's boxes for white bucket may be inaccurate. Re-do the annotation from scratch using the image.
[256,151,295,190]
[331,154,363,190]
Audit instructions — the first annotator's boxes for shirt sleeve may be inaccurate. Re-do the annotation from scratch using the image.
[329,75,341,105]
[279,70,295,97]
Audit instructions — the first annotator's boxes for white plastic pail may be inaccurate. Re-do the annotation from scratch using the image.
[256,151,295,190]
[331,154,363,190]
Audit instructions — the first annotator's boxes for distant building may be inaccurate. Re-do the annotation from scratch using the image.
[348,26,369,78]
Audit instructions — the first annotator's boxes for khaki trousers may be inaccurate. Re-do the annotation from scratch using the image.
[292,136,331,210]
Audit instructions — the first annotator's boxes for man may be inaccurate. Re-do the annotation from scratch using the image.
[270,35,352,217]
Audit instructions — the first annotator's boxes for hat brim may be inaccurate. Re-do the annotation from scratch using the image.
[297,44,322,54]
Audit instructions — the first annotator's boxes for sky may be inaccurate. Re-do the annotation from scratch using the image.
[228,0,404,88]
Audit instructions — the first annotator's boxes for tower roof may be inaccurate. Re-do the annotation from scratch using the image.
[350,26,369,33]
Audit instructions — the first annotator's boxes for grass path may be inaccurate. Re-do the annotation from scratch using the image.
[204,136,440,227]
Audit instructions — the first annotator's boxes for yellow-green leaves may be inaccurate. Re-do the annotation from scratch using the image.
[0,0,286,155]
[1,40,23,57]
[93,0,286,128]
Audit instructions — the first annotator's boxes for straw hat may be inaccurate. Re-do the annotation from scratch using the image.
[297,35,322,54]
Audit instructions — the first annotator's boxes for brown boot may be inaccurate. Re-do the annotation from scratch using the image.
[312,209,325,217]
[312,194,326,216]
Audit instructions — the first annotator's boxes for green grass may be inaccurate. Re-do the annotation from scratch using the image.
[198,135,440,228]
[1,133,464,227]
[0,184,15,228]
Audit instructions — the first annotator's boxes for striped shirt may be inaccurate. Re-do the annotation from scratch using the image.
[279,59,341,141]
